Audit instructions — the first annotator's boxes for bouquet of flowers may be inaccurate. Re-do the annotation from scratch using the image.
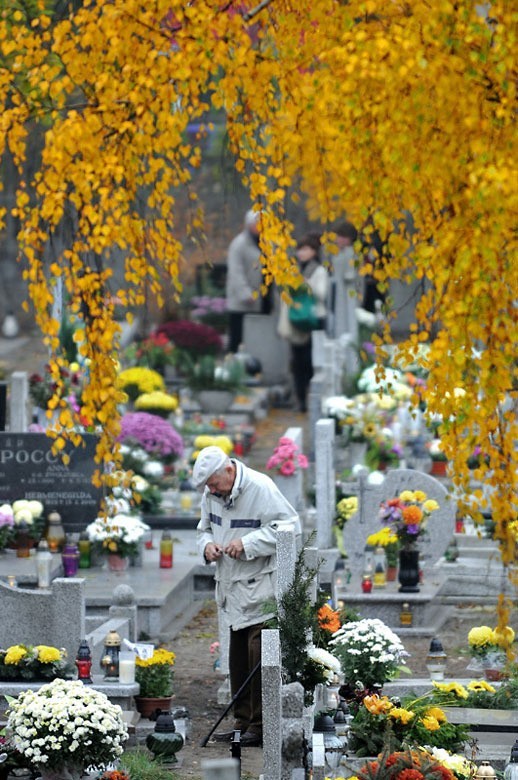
[367,527,400,568]
[8,499,46,543]
[119,444,165,483]
[117,366,165,402]
[333,495,358,557]
[190,295,228,333]
[353,746,462,779]
[0,644,69,681]
[348,693,469,758]
[329,618,408,690]
[266,436,308,477]
[135,647,176,697]
[118,411,184,462]
[467,624,514,670]
[29,362,84,410]
[6,678,128,773]
[157,319,223,356]
[134,391,178,419]
[124,332,175,371]
[86,513,150,559]
[366,430,403,471]
[0,503,14,549]
[379,490,439,549]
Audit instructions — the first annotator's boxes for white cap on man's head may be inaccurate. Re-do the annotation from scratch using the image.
[244,209,260,228]
[192,446,229,491]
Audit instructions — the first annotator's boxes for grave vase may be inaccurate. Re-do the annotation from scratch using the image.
[349,440,367,467]
[398,548,420,593]
[36,765,84,780]
[107,553,129,573]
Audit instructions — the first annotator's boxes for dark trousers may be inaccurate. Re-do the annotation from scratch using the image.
[228,311,245,354]
[291,341,313,410]
[229,623,263,735]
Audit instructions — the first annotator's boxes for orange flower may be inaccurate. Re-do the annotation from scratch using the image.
[402,505,423,525]
[363,694,393,714]
[318,604,341,633]
[396,771,425,780]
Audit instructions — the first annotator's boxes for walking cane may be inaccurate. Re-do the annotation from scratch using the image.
[200,660,261,747]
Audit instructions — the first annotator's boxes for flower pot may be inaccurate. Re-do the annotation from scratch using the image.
[135,695,173,719]
[430,459,448,477]
[37,766,84,780]
[386,565,398,582]
[107,553,129,572]
[398,548,420,593]
[349,441,367,467]
[196,389,235,413]
[484,667,507,682]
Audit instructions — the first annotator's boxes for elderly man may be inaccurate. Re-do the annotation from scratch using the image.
[193,445,300,747]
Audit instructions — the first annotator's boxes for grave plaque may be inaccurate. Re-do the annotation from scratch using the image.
[0,432,102,528]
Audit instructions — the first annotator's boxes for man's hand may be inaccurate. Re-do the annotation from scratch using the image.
[204,543,223,562]
[224,538,244,559]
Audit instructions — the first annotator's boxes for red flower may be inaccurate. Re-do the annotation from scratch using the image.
[396,771,425,780]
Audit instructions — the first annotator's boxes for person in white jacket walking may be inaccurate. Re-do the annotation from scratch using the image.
[193,445,300,747]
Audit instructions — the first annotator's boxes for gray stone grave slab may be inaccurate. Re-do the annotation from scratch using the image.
[262,629,282,780]
[0,432,103,530]
[9,371,29,432]
[276,524,297,605]
[315,419,336,550]
[281,682,305,780]
[0,577,84,662]
[244,313,290,384]
[202,758,241,780]
[342,468,455,576]
[308,372,325,460]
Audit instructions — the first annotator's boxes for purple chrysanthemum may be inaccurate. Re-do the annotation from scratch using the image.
[118,412,184,460]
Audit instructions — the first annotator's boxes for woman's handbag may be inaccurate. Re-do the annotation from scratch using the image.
[288,286,320,332]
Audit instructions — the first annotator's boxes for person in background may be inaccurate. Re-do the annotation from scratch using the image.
[193,446,300,748]
[278,233,329,413]
[225,209,265,353]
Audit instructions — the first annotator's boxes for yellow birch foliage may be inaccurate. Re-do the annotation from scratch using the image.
[0,2,516,588]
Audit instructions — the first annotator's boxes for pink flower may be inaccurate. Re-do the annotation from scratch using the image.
[297,454,308,469]
[279,459,296,476]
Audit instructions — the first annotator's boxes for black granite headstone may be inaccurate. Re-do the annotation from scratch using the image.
[0,432,103,530]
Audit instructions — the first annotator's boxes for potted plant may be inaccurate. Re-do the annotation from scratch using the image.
[118,411,184,463]
[428,437,448,476]
[333,495,359,559]
[6,500,46,557]
[135,647,176,718]
[117,366,165,402]
[366,526,400,581]
[5,678,128,779]
[190,295,229,333]
[179,353,246,413]
[0,503,14,551]
[156,319,223,356]
[134,390,179,419]
[378,489,439,592]
[328,617,408,693]
[85,512,150,571]
[0,644,70,682]
[467,624,515,680]
[123,332,176,372]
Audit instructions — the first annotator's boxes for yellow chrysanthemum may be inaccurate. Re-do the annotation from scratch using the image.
[468,625,495,648]
[136,648,176,668]
[389,707,415,724]
[432,680,469,699]
[421,714,440,731]
[399,490,416,502]
[194,435,234,455]
[467,680,496,693]
[35,645,62,663]
[423,499,439,513]
[4,645,28,665]
[135,391,178,412]
[424,706,447,723]
[413,490,427,502]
